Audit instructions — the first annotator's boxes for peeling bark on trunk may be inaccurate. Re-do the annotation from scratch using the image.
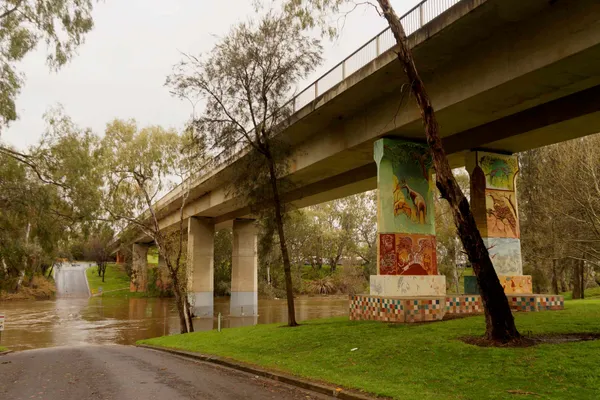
[377,0,519,342]
[170,270,194,334]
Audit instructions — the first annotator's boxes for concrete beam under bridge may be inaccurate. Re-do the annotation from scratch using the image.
[122,0,600,242]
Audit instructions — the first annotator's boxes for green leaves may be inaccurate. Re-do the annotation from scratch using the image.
[0,0,96,130]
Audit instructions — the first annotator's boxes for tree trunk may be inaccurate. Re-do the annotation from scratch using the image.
[267,156,298,327]
[551,259,559,295]
[377,0,519,342]
[559,263,568,292]
[580,258,585,299]
[166,260,194,334]
[453,239,460,294]
[572,258,585,300]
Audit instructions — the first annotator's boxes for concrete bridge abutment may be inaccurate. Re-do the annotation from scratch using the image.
[230,219,258,317]
[187,217,215,318]
[131,243,150,293]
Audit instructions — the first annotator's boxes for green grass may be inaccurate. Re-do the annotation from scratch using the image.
[562,287,600,301]
[86,263,131,295]
[100,290,154,298]
[0,346,7,352]
[140,300,600,400]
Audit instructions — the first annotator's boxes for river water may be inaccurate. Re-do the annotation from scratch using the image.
[0,296,349,351]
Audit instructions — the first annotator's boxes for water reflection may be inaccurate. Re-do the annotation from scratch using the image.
[0,296,348,351]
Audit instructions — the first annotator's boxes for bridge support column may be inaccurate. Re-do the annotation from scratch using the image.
[187,217,215,317]
[466,150,531,294]
[131,243,149,292]
[370,138,445,298]
[230,219,258,317]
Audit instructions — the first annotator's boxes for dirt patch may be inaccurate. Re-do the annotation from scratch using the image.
[461,333,600,348]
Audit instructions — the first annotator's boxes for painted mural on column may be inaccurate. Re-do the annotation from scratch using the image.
[468,151,524,277]
[375,139,437,276]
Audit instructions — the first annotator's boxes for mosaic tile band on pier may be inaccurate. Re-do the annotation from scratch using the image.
[349,294,564,323]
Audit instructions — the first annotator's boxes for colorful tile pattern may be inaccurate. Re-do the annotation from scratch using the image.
[349,293,564,323]
[404,298,445,322]
[349,295,405,322]
[508,296,537,312]
[445,295,482,314]
[536,295,564,311]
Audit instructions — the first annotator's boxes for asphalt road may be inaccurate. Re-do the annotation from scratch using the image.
[0,346,331,400]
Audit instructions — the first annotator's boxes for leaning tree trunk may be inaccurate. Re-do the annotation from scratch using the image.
[168,262,194,334]
[267,156,298,327]
[377,0,519,342]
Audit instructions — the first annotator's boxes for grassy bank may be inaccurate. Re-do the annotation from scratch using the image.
[140,300,600,399]
[562,286,600,300]
[86,263,130,295]
[0,346,7,352]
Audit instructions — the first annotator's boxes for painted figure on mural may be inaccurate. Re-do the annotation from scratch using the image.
[379,233,437,276]
[400,181,427,224]
[392,176,427,224]
[478,154,518,190]
[486,190,519,238]
[393,176,413,220]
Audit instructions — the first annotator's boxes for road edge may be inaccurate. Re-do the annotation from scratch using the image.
[137,344,382,400]
[0,350,12,356]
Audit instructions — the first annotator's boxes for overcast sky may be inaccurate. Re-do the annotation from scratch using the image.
[2,0,420,150]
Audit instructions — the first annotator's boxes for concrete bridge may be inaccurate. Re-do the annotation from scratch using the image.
[125,0,600,317]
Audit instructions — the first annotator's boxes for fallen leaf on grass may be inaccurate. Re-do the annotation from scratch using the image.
[507,389,539,396]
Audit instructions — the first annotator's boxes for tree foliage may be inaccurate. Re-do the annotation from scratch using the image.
[100,119,198,333]
[520,134,600,298]
[168,9,323,327]
[0,0,95,128]
[0,109,101,292]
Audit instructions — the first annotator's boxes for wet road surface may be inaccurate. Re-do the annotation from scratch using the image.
[54,263,92,298]
[0,345,331,399]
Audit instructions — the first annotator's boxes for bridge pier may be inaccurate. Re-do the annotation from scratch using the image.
[230,219,258,317]
[131,243,150,292]
[187,217,215,317]
[465,151,531,294]
[370,138,445,302]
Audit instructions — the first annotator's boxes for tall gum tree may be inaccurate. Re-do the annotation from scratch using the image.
[285,0,519,341]
[101,120,198,333]
[167,10,323,327]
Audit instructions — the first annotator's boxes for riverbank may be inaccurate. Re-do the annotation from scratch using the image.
[140,299,600,399]
[0,276,56,301]
[86,263,172,298]
[86,263,130,296]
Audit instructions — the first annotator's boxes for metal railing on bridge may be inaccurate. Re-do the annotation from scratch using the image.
[165,0,463,206]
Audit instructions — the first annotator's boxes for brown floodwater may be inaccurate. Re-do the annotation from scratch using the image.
[0,296,349,351]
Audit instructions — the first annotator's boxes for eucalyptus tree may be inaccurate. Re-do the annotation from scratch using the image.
[284,0,520,341]
[101,120,199,333]
[83,224,114,283]
[0,110,102,291]
[167,11,322,327]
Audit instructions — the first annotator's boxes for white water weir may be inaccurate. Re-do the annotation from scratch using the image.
[53,262,93,298]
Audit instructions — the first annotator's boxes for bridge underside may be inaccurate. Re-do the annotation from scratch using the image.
[124,0,594,319]
[147,0,600,233]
